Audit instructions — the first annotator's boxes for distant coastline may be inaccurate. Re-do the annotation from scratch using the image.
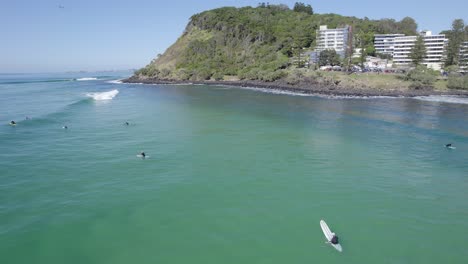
[122,76,468,98]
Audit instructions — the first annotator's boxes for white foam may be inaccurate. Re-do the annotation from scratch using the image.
[165,83,194,86]
[234,86,314,97]
[86,89,119,100]
[76,77,98,81]
[414,95,468,105]
[231,85,397,99]
[107,79,123,84]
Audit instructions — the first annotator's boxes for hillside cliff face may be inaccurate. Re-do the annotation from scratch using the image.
[131,5,417,82]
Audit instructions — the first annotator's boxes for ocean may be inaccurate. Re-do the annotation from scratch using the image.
[1,72,468,263]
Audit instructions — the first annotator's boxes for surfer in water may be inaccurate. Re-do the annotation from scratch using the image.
[125,121,129,126]
[63,125,68,129]
[330,233,339,245]
[10,121,16,125]
[445,143,453,148]
[140,152,146,158]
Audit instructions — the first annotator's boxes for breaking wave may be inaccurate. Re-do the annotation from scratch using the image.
[86,89,119,100]
[413,95,468,105]
[75,77,98,81]
[107,79,123,84]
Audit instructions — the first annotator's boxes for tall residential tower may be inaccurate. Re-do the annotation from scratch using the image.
[393,31,447,70]
[374,34,405,55]
[310,25,352,63]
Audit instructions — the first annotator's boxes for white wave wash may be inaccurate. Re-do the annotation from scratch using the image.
[107,79,123,84]
[76,77,98,81]
[227,85,397,99]
[414,95,468,105]
[86,89,119,100]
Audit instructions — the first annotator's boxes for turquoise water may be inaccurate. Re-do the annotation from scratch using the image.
[1,73,468,263]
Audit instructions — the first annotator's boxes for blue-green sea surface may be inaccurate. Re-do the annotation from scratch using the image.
[1,72,468,263]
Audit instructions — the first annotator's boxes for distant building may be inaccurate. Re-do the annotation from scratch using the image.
[393,31,447,70]
[374,34,405,55]
[460,41,468,73]
[310,25,352,63]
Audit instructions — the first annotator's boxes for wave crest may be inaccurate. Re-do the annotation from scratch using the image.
[86,89,119,100]
[414,95,468,105]
[76,77,98,81]
[107,79,123,84]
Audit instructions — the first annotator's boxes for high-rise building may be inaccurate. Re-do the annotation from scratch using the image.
[374,34,405,55]
[460,41,468,73]
[310,25,351,63]
[393,31,447,70]
[315,25,351,56]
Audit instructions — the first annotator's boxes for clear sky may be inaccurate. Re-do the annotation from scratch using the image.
[1,0,467,73]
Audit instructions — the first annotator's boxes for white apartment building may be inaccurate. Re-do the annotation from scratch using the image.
[314,25,351,58]
[393,31,447,70]
[460,41,468,73]
[374,34,405,55]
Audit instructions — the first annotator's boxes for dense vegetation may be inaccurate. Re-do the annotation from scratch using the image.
[448,73,468,89]
[443,19,468,67]
[135,3,420,82]
[402,66,438,89]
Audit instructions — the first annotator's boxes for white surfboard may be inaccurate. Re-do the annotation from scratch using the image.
[320,220,342,252]
[445,145,456,149]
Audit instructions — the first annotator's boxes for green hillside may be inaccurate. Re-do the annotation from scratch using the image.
[133,4,418,82]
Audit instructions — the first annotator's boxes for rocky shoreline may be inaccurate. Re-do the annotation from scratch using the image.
[122,76,468,98]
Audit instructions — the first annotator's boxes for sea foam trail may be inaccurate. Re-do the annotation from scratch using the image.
[229,85,396,99]
[86,89,119,100]
[76,77,98,81]
[107,79,123,84]
[414,95,468,105]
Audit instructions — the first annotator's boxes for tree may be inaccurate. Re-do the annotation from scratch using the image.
[410,35,427,66]
[398,17,418,36]
[318,49,341,66]
[445,19,465,66]
[293,2,313,15]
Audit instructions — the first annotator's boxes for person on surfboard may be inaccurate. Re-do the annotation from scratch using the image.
[140,152,146,158]
[330,233,339,245]
[10,121,16,125]
[445,143,453,148]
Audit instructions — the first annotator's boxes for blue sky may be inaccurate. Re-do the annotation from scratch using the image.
[1,0,467,73]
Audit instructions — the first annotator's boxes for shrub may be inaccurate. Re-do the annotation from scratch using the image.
[212,72,225,81]
[285,69,305,84]
[239,68,260,80]
[193,68,212,81]
[447,74,468,90]
[403,66,438,89]
[261,70,286,82]
[159,68,171,78]
[175,69,192,80]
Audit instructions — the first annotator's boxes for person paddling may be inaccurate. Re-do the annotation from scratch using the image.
[330,233,339,245]
[10,121,16,125]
